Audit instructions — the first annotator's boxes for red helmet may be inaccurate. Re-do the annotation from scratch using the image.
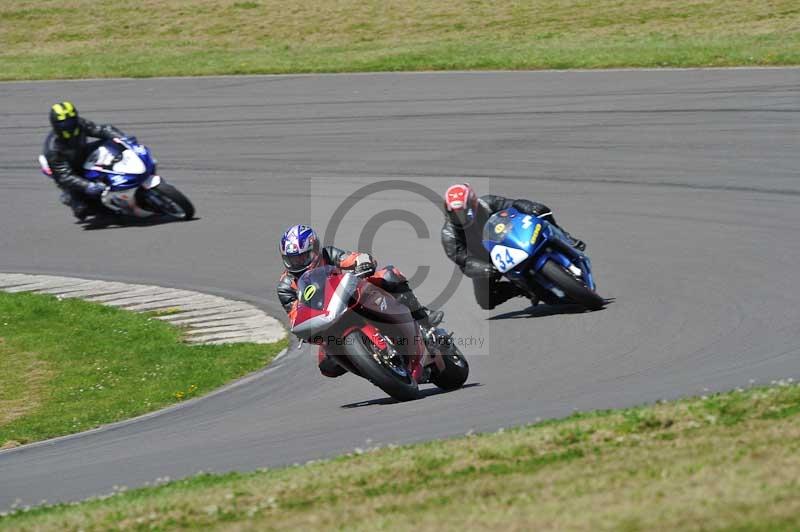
[444,183,478,227]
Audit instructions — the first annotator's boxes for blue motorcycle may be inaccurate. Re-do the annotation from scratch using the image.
[482,208,604,310]
[39,137,194,220]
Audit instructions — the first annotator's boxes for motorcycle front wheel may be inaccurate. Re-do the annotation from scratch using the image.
[145,183,195,220]
[430,345,469,391]
[344,330,419,402]
[540,260,604,310]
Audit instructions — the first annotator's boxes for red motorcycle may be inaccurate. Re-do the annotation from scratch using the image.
[291,265,469,401]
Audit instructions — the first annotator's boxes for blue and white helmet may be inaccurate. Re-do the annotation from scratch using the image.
[280,224,320,274]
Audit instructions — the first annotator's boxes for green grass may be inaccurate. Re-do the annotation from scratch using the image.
[0,0,798,80]
[3,382,800,530]
[0,291,286,447]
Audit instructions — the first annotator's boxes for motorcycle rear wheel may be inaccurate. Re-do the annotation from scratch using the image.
[540,260,605,310]
[344,331,419,402]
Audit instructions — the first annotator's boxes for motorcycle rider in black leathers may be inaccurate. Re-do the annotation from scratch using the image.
[43,101,126,220]
[277,224,444,377]
[441,183,585,310]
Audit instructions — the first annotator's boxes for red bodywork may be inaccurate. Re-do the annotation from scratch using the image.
[291,266,428,382]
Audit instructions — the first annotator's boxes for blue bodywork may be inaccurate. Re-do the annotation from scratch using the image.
[482,208,596,296]
[82,137,156,191]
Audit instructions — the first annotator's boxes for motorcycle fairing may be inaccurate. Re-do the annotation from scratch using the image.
[292,265,427,383]
[356,281,417,326]
[482,208,596,293]
[354,280,423,366]
[142,175,162,189]
[100,189,155,218]
[483,210,546,273]
[84,145,146,176]
[291,266,359,338]
[82,140,157,191]
[38,138,186,220]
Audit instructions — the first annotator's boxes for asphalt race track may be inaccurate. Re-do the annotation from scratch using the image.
[1,69,798,509]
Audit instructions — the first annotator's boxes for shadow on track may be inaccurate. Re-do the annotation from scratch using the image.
[340,382,482,409]
[78,214,199,231]
[488,299,613,320]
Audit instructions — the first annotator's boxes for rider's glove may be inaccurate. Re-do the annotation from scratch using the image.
[354,253,376,277]
[84,182,106,197]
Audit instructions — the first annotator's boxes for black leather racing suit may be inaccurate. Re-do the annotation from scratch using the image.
[43,118,125,210]
[277,245,434,377]
[441,194,557,310]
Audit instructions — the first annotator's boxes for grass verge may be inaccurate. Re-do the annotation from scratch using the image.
[2,381,799,530]
[1,0,798,80]
[0,291,286,447]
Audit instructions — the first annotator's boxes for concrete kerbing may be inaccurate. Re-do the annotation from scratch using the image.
[0,273,286,345]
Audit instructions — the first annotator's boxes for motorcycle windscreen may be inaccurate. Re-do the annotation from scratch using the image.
[483,208,539,249]
[483,208,546,273]
[482,210,513,252]
[112,149,147,175]
[296,266,334,311]
[83,145,117,171]
[85,144,148,174]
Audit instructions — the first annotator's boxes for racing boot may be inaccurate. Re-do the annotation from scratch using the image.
[59,190,86,220]
[63,189,102,221]
[68,195,91,221]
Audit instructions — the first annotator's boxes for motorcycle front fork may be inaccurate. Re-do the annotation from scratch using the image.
[514,270,561,305]
[421,326,451,372]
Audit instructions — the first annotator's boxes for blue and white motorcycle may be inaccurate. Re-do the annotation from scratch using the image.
[39,137,194,220]
[482,208,604,310]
